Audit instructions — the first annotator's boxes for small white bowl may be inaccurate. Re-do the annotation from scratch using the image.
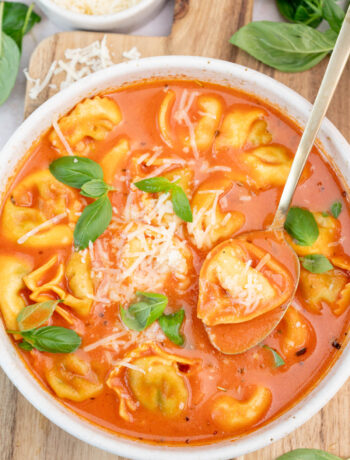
[1,56,350,459]
[35,0,166,31]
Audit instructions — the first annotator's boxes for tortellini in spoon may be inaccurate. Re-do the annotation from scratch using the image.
[198,232,298,354]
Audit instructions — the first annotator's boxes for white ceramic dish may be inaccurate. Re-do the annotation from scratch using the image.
[35,0,166,31]
[0,56,350,460]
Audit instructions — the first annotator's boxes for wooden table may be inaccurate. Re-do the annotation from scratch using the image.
[1,0,350,458]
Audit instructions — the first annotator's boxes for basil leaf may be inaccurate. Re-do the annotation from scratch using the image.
[134,177,193,223]
[159,309,185,346]
[134,177,173,193]
[331,201,342,218]
[49,156,104,189]
[21,326,81,353]
[276,448,343,460]
[18,340,34,351]
[276,0,323,28]
[120,292,168,331]
[80,179,111,198]
[3,2,41,50]
[301,254,333,273]
[230,22,336,72]
[0,32,20,106]
[322,0,345,33]
[171,185,193,222]
[284,207,319,246]
[262,345,285,368]
[17,300,60,332]
[74,195,112,250]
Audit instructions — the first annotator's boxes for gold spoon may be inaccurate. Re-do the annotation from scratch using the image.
[201,8,350,354]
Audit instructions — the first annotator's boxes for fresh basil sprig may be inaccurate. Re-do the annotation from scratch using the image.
[276,448,344,459]
[49,156,104,188]
[73,195,112,250]
[134,176,193,223]
[230,0,347,73]
[121,292,186,346]
[301,254,333,273]
[17,300,60,331]
[0,2,40,106]
[120,291,167,331]
[9,326,81,353]
[330,201,342,218]
[284,207,319,246]
[158,309,185,346]
[2,2,40,50]
[230,22,337,73]
[49,156,114,250]
[277,0,323,28]
[81,179,113,198]
[262,345,285,368]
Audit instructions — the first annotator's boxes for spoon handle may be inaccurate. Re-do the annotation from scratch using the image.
[272,7,350,229]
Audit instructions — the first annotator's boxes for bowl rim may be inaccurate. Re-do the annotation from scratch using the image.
[1,55,350,460]
[36,0,159,23]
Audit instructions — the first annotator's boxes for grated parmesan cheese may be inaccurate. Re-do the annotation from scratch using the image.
[24,37,142,101]
[50,0,142,15]
[52,118,74,156]
[17,213,67,245]
[122,46,141,60]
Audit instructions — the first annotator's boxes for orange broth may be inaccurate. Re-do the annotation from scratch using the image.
[1,79,350,445]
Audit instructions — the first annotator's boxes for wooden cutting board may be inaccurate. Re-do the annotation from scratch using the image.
[1,1,349,459]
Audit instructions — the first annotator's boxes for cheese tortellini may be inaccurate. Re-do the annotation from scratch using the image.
[0,255,33,331]
[240,145,294,189]
[49,96,122,156]
[214,106,272,150]
[100,137,130,186]
[1,170,82,248]
[287,212,340,258]
[23,253,94,317]
[188,180,244,250]
[211,386,272,432]
[279,306,314,357]
[198,239,293,326]
[299,268,350,315]
[107,343,198,421]
[45,354,103,402]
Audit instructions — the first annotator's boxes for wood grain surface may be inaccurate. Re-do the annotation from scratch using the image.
[1,0,349,459]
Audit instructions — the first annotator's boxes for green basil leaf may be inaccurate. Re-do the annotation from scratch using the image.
[171,185,193,222]
[276,0,323,28]
[159,309,185,346]
[330,201,342,218]
[80,179,111,198]
[18,340,34,351]
[120,305,145,331]
[276,0,297,22]
[17,300,60,332]
[21,326,81,353]
[134,177,192,222]
[322,0,345,33]
[276,448,343,460]
[74,195,112,250]
[3,2,41,50]
[0,32,20,106]
[294,3,323,28]
[300,254,333,273]
[49,156,104,189]
[120,292,168,331]
[284,207,319,246]
[262,345,285,368]
[230,21,336,72]
[134,176,173,193]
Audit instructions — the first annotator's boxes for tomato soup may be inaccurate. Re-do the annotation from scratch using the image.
[0,79,349,445]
